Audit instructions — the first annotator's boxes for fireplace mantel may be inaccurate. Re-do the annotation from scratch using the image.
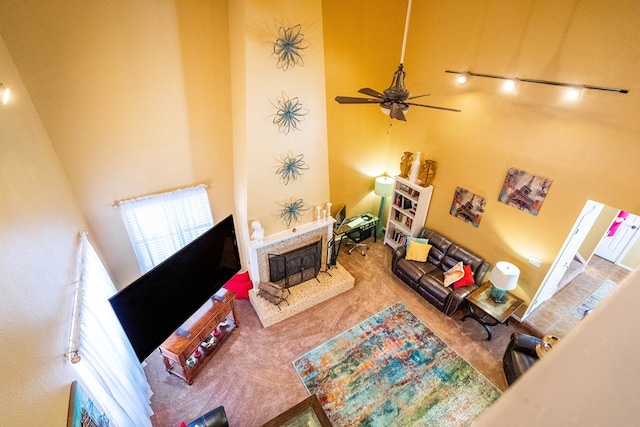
[248,219,335,288]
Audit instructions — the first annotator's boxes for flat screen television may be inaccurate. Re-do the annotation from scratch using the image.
[109,214,241,362]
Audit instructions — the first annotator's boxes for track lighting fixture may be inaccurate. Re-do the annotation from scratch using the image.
[0,83,9,105]
[446,70,628,96]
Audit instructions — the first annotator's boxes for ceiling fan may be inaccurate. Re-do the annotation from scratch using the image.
[335,0,460,121]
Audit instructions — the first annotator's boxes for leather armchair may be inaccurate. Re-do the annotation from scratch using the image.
[392,227,490,316]
[503,332,541,386]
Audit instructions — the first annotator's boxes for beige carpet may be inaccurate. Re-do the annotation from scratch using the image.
[146,240,538,427]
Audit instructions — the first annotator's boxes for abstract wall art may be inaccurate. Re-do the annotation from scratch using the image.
[67,381,110,427]
[450,187,486,227]
[498,168,552,216]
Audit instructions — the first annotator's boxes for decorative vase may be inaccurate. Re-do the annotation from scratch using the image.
[409,152,421,184]
[399,151,413,178]
[418,159,437,187]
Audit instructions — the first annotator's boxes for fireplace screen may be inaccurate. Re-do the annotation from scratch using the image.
[268,239,323,288]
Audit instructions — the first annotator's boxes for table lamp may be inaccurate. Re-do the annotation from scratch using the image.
[374,176,394,238]
[488,261,520,303]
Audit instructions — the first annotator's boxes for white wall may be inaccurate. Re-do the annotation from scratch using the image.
[0,35,89,426]
[476,266,640,426]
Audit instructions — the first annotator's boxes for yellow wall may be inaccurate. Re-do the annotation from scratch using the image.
[0,36,88,426]
[323,0,640,303]
[1,1,640,423]
[0,1,236,287]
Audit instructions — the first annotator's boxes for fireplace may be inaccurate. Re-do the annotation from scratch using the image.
[268,239,323,288]
[248,220,355,327]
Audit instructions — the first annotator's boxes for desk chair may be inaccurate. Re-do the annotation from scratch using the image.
[345,225,373,256]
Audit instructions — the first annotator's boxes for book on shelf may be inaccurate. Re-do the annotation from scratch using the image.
[390,229,407,246]
[398,184,411,194]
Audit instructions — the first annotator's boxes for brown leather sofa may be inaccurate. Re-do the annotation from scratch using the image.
[391,227,490,316]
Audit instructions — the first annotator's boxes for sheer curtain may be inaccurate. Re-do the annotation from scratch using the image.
[118,184,214,273]
[73,233,153,427]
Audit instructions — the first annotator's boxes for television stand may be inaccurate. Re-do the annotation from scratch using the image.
[159,289,238,384]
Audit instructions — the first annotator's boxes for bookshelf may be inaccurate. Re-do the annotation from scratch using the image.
[383,176,433,250]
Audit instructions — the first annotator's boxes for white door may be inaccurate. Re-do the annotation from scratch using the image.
[523,200,604,319]
[595,212,640,264]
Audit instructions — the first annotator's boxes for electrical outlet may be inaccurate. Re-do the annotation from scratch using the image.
[528,257,542,267]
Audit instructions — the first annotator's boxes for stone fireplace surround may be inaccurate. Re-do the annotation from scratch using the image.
[248,219,355,327]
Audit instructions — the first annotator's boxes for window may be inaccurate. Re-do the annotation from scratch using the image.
[118,184,213,273]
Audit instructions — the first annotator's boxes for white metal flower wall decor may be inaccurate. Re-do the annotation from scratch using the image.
[276,152,309,185]
[273,23,308,71]
[273,93,308,135]
[278,197,309,227]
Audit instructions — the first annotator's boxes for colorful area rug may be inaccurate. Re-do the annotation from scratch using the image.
[571,279,617,319]
[292,302,501,426]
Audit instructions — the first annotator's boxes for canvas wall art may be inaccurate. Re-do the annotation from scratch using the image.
[450,187,486,227]
[498,168,552,216]
[67,381,110,427]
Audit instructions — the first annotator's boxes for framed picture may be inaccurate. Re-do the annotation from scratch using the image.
[67,381,110,427]
[450,187,486,228]
[498,168,552,216]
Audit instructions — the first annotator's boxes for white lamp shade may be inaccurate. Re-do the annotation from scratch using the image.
[374,176,394,197]
[488,261,520,291]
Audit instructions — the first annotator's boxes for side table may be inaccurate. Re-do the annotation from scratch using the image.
[462,282,524,341]
[159,289,238,384]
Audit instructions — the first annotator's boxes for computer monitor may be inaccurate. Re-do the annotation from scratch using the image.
[334,204,347,229]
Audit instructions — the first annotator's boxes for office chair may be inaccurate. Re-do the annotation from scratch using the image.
[344,226,373,256]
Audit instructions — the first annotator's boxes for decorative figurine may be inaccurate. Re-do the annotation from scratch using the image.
[251,220,265,243]
[419,159,437,187]
[399,151,414,178]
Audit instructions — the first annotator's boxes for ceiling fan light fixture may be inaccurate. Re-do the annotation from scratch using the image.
[380,102,409,119]
[333,0,460,120]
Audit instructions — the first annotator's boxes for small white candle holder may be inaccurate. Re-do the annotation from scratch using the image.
[316,205,322,221]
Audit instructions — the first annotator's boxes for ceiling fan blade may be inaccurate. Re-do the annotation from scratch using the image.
[406,102,461,112]
[389,103,407,121]
[335,96,383,104]
[408,93,430,100]
[358,88,386,99]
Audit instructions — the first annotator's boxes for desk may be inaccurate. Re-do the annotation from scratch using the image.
[462,282,524,341]
[334,212,378,256]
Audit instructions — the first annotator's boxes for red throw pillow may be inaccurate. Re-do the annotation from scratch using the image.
[223,271,253,299]
[234,270,251,283]
[453,264,475,290]
[224,279,252,299]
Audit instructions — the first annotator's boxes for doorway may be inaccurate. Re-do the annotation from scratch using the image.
[594,212,640,270]
[523,201,639,320]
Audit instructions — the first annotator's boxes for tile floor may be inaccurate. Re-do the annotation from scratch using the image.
[523,255,630,337]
